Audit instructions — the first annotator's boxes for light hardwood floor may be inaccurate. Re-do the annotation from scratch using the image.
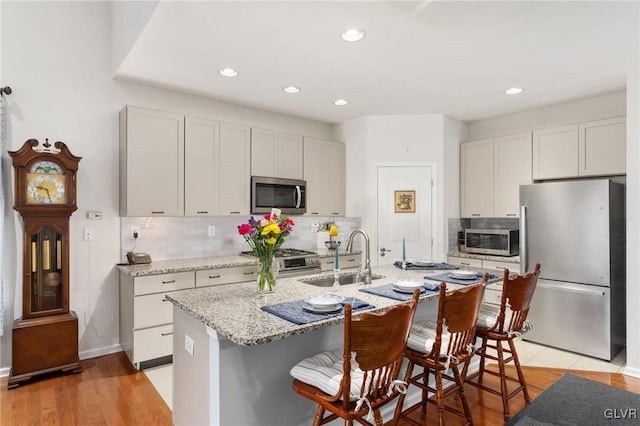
[2,351,639,425]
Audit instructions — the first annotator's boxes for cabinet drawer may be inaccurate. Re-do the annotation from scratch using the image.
[483,260,519,275]
[196,265,257,288]
[484,286,502,306]
[447,256,482,269]
[133,324,173,363]
[134,271,194,296]
[320,254,361,271]
[133,292,174,329]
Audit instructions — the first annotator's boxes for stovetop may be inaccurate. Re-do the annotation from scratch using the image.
[240,248,318,258]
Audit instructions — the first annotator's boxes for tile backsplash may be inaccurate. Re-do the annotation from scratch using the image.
[120,216,361,262]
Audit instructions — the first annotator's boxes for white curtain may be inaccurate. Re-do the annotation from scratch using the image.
[0,95,5,336]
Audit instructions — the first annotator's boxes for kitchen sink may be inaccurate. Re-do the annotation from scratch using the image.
[299,272,385,287]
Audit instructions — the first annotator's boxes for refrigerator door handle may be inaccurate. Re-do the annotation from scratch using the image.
[520,205,527,274]
[538,282,606,296]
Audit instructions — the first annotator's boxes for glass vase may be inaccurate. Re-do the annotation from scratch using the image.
[257,255,278,294]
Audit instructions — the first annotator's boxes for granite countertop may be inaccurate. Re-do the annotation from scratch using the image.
[448,251,520,264]
[166,263,498,347]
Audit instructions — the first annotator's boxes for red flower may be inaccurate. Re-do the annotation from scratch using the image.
[237,223,252,236]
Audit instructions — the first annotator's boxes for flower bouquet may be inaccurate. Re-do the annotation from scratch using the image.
[238,211,295,293]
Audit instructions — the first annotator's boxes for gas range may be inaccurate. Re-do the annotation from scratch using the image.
[240,248,321,277]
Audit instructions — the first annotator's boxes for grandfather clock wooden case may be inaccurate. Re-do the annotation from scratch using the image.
[8,139,82,388]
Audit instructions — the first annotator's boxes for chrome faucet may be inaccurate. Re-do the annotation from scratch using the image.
[346,229,372,284]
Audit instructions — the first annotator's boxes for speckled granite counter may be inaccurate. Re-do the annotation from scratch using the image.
[448,251,520,264]
[166,263,495,346]
[116,255,257,277]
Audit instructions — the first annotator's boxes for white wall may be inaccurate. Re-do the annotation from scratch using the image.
[0,1,334,371]
[336,114,465,263]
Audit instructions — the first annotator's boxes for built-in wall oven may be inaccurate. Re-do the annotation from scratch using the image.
[251,176,306,215]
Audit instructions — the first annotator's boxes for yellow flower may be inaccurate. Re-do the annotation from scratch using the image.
[266,237,277,245]
[261,223,281,236]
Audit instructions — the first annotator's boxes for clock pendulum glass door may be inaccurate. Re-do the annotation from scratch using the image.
[30,226,63,313]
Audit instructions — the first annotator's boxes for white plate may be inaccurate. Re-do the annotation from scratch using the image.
[303,303,343,313]
[450,271,479,280]
[304,294,345,308]
[393,280,423,291]
[392,285,423,294]
[413,260,435,267]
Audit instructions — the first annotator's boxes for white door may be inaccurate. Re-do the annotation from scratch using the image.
[377,165,434,266]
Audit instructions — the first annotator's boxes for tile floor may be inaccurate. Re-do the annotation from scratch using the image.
[143,339,628,411]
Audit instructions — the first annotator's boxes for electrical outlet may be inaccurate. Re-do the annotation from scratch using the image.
[83,227,94,241]
[184,335,194,356]
[208,225,216,237]
[131,226,140,239]
[311,223,320,232]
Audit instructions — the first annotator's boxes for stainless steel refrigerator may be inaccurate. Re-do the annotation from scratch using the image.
[519,179,625,361]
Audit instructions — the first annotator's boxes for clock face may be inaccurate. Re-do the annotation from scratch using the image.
[27,173,66,204]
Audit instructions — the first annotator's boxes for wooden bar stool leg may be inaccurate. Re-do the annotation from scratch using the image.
[509,338,531,403]
[313,405,325,426]
[453,364,473,424]
[496,340,511,421]
[435,370,446,426]
[477,335,488,385]
[392,360,415,426]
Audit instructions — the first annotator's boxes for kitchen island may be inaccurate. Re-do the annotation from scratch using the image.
[166,263,495,426]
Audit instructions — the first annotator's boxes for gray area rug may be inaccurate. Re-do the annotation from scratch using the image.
[507,373,640,425]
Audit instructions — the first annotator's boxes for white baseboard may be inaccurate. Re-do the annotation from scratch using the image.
[622,365,640,378]
[79,344,123,360]
[0,345,123,378]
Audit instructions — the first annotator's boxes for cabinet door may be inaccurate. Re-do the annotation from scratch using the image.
[460,139,493,218]
[278,133,303,179]
[195,265,257,287]
[493,133,532,218]
[219,122,251,216]
[323,141,345,216]
[579,116,626,176]
[532,125,578,180]
[185,116,219,216]
[303,138,324,215]
[251,128,278,177]
[121,106,184,216]
[447,255,482,269]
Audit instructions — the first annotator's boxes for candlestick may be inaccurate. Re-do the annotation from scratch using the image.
[402,238,406,262]
[334,246,340,269]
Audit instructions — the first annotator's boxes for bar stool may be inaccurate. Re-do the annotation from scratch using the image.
[463,263,541,421]
[393,279,487,426]
[290,289,420,426]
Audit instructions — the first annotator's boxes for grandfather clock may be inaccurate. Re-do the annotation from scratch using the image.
[8,139,82,388]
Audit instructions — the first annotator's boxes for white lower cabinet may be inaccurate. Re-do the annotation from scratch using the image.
[446,255,482,269]
[120,271,195,368]
[319,253,361,272]
[195,265,257,287]
[447,255,520,306]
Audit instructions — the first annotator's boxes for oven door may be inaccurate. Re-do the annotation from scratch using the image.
[251,176,306,214]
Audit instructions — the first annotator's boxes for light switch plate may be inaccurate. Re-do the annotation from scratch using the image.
[83,227,94,241]
[208,225,216,236]
[185,335,194,356]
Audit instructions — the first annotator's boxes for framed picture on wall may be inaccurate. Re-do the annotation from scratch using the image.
[394,190,415,213]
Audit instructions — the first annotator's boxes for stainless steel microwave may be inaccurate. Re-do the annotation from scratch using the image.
[251,176,306,215]
[463,228,519,256]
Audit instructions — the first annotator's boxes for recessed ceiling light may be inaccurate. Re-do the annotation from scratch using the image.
[505,87,524,95]
[341,28,365,42]
[218,68,238,77]
[334,99,349,106]
[283,86,301,94]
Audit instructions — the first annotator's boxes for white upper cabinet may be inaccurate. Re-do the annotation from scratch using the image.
[579,117,626,177]
[251,128,303,179]
[532,125,579,180]
[184,116,219,216]
[303,138,345,216]
[120,106,184,217]
[219,122,251,216]
[460,138,494,218]
[493,132,532,218]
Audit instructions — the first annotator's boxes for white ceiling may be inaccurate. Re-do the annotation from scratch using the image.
[114,1,639,124]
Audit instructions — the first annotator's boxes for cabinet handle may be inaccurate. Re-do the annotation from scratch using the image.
[471,214,481,217]
[151,211,165,214]
[161,331,173,336]
[310,212,319,215]
[461,262,471,266]
[197,211,208,214]
[208,274,221,279]
[243,271,255,275]
[332,213,340,215]
[347,259,355,262]
[506,213,517,217]
[161,279,176,284]
[230,211,240,214]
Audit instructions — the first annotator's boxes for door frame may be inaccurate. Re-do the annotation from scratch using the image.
[371,162,438,267]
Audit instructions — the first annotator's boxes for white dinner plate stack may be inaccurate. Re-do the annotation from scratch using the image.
[392,280,424,293]
[449,270,478,280]
[303,294,345,313]
[413,260,435,267]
